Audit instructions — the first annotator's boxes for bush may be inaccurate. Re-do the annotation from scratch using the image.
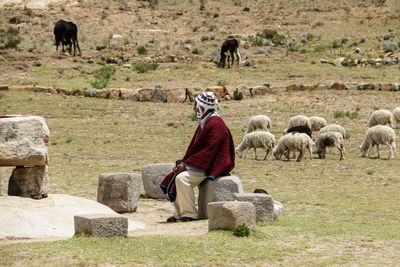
[333,110,359,119]
[233,224,250,237]
[260,29,286,45]
[0,27,21,50]
[233,90,243,101]
[90,65,116,89]
[133,62,159,73]
[137,46,148,55]
[217,80,228,87]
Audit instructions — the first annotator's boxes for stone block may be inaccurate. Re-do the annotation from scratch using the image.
[97,173,141,213]
[250,85,271,96]
[205,86,225,101]
[0,116,49,166]
[74,214,128,237]
[329,82,348,90]
[208,201,256,231]
[165,88,187,103]
[198,176,243,219]
[185,87,203,102]
[141,163,174,199]
[8,165,49,199]
[234,193,274,221]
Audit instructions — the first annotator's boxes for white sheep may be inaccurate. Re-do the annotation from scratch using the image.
[367,109,394,128]
[315,131,345,160]
[392,107,400,128]
[360,125,396,159]
[309,116,327,131]
[273,132,313,162]
[236,131,275,160]
[318,124,347,139]
[246,115,271,133]
[284,115,311,133]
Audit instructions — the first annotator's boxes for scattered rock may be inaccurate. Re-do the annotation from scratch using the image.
[208,201,256,231]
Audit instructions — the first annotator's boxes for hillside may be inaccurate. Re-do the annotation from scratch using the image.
[0,0,399,90]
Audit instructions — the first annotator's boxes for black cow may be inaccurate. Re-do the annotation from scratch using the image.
[54,20,81,56]
[218,37,241,68]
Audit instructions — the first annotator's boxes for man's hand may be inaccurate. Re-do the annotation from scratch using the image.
[173,163,186,174]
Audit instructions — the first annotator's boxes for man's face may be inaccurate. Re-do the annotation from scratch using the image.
[194,102,205,119]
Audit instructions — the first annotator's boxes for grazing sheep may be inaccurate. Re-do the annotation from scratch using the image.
[273,133,313,162]
[315,132,345,160]
[286,125,312,137]
[318,124,347,139]
[246,115,271,134]
[309,116,327,131]
[236,131,275,160]
[360,125,396,159]
[392,107,400,128]
[284,115,311,133]
[367,109,394,128]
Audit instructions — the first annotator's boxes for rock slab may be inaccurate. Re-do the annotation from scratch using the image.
[234,193,274,221]
[141,163,174,199]
[208,201,256,231]
[198,176,243,219]
[8,165,48,199]
[74,213,128,237]
[97,172,141,213]
[0,115,49,166]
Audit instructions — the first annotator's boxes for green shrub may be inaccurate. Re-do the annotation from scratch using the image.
[91,65,116,89]
[233,224,250,237]
[137,46,148,55]
[260,29,286,45]
[333,110,359,119]
[133,62,159,73]
[0,27,21,50]
[217,80,228,87]
[233,90,243,101]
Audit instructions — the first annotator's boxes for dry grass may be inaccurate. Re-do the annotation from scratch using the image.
[1,89,400,265]
[1,0,400,265]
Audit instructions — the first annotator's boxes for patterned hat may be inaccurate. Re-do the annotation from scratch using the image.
[195,92,219,110]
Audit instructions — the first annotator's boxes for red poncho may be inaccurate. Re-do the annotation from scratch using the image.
[182,116,235,177]
[160,116,235,202]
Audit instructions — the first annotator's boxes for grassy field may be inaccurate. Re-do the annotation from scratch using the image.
[1,89,400,265]
[1,0,400,265]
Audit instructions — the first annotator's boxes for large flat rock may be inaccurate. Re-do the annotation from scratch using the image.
[0,194,145,240]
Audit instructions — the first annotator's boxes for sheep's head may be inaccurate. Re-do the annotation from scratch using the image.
[235,148,243,158]
[360,141,369,157]
[315,140,325,159]
[273,147,281,160]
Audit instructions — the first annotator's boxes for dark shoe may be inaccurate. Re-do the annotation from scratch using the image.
[166,216,178,223]
[180,216,197,222]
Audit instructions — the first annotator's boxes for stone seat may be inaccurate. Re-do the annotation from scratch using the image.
[74,213,128,237]
[197,176,243,219]
[97,173,141,213]
[208,201,256,231]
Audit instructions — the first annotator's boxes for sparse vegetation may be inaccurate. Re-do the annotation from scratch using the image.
[333,110,359,119]
[137,46,148,55]
[133,62,159,73]
[0,27,21,50]
[232,224,250,237]
[90,65,116,89]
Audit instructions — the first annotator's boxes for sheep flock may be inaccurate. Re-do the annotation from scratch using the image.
[236,108,400,162]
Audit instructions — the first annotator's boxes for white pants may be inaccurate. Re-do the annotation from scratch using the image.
[173,170,207,219]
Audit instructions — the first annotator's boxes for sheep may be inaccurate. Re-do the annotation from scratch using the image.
[286,125,312,137]
[246,115,271,134]
[318,124,347,139]
[360,125,396,159]
[236,131,275,160]
[273,132,313,162]
[392,107,400,128]
[309,116,327,131]
[315,131,345,160]
[367,109,394,128]
[284,115,311,133]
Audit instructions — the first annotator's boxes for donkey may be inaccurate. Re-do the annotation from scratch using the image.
[218,37,241,68]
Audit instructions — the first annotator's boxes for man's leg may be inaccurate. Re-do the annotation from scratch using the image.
[174,170,207,219]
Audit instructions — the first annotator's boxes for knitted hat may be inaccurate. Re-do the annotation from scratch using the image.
[195,92,219,110]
